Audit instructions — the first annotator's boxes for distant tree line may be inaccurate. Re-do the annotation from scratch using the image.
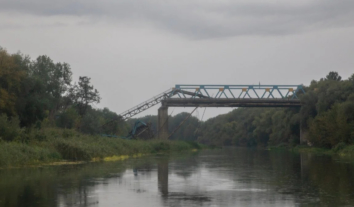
[0,47,128,139]
[132,72,354,149]
[197,71,354,148]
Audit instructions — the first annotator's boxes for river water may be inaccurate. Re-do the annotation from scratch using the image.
[1,148,354,207]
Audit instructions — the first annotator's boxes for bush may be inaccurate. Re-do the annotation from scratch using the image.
[0,142,61,166]
[54,140,91,161]
[0,125,202,167]
[0,114,22,141]
[332,142,347,153]
[151,141,170,152]
[185,141,202,149]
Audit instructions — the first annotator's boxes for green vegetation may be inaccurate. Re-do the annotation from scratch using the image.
[0,47,203,168]
[127,71,354,154]
[196,72,354,150]
[0,47,129,135]
[0,127,202,167]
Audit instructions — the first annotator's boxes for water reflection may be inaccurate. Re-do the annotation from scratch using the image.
[157,160,169,198]
[1,149,354,207]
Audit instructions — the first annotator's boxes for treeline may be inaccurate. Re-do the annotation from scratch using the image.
[128,112,200,141]
[134,72,354,149]
[0,47,128,141]
[198,72,354,148]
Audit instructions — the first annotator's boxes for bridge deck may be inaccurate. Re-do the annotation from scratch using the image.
[162,98,301,107]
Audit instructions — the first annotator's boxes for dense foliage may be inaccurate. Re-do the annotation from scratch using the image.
[132,72,354,149]
[0,47,128,138]
[197,72,354,148]
[0,127,202,167]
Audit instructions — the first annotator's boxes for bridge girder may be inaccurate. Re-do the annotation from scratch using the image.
[161,98,301,108]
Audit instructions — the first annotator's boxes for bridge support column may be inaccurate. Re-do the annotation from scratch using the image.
[158,106,169,139]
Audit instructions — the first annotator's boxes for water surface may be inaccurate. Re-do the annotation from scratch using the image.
[1,148,354,207]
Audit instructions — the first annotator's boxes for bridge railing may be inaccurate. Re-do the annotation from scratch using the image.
[168,84,305,100]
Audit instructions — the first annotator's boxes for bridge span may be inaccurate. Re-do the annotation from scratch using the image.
[162,98,301,108]
[157,84,305,140]
[118,84,305,140]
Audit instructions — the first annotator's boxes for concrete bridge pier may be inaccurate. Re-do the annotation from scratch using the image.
[158,106,169,139]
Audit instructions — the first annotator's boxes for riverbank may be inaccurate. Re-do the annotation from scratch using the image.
[269,143,354,157]
[0,128,203,168]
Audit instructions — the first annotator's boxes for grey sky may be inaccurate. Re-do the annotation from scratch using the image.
[1,0,354,120]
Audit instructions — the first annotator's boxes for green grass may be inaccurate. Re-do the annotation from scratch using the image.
[0,142,61,167]
[0,128,203,168]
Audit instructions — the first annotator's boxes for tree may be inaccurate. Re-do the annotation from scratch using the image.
[12,55,72,126]
[100,108,124,135]
[70,76,101,116]
[253,110,273,146]
[30,55,72,120]
[0,48,26,116]
[80,109,100,134]
[325,71,341,81]
[56,107,79,129]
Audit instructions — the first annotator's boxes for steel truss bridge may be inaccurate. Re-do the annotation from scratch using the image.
[119,84,305,121]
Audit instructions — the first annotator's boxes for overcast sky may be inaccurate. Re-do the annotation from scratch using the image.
[1,0,354,120]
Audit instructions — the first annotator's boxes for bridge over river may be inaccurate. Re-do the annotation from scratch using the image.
[118,84,306,140]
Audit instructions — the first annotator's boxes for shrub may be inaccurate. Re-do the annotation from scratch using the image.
[54,140,91,161]
[151,141,170,152]
[0,114,22,141]
[332,142,347,153]
[0,142,61,166]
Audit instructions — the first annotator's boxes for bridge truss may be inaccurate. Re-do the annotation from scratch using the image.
[169,84,305,99]
[119,84,305,120]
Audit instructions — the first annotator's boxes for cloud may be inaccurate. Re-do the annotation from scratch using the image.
[1,0,354,38]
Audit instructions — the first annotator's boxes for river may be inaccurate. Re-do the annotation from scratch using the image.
[1,148,354,207]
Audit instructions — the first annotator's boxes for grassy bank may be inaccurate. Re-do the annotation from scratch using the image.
[269,143,354,157]
[0,128,203,168]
